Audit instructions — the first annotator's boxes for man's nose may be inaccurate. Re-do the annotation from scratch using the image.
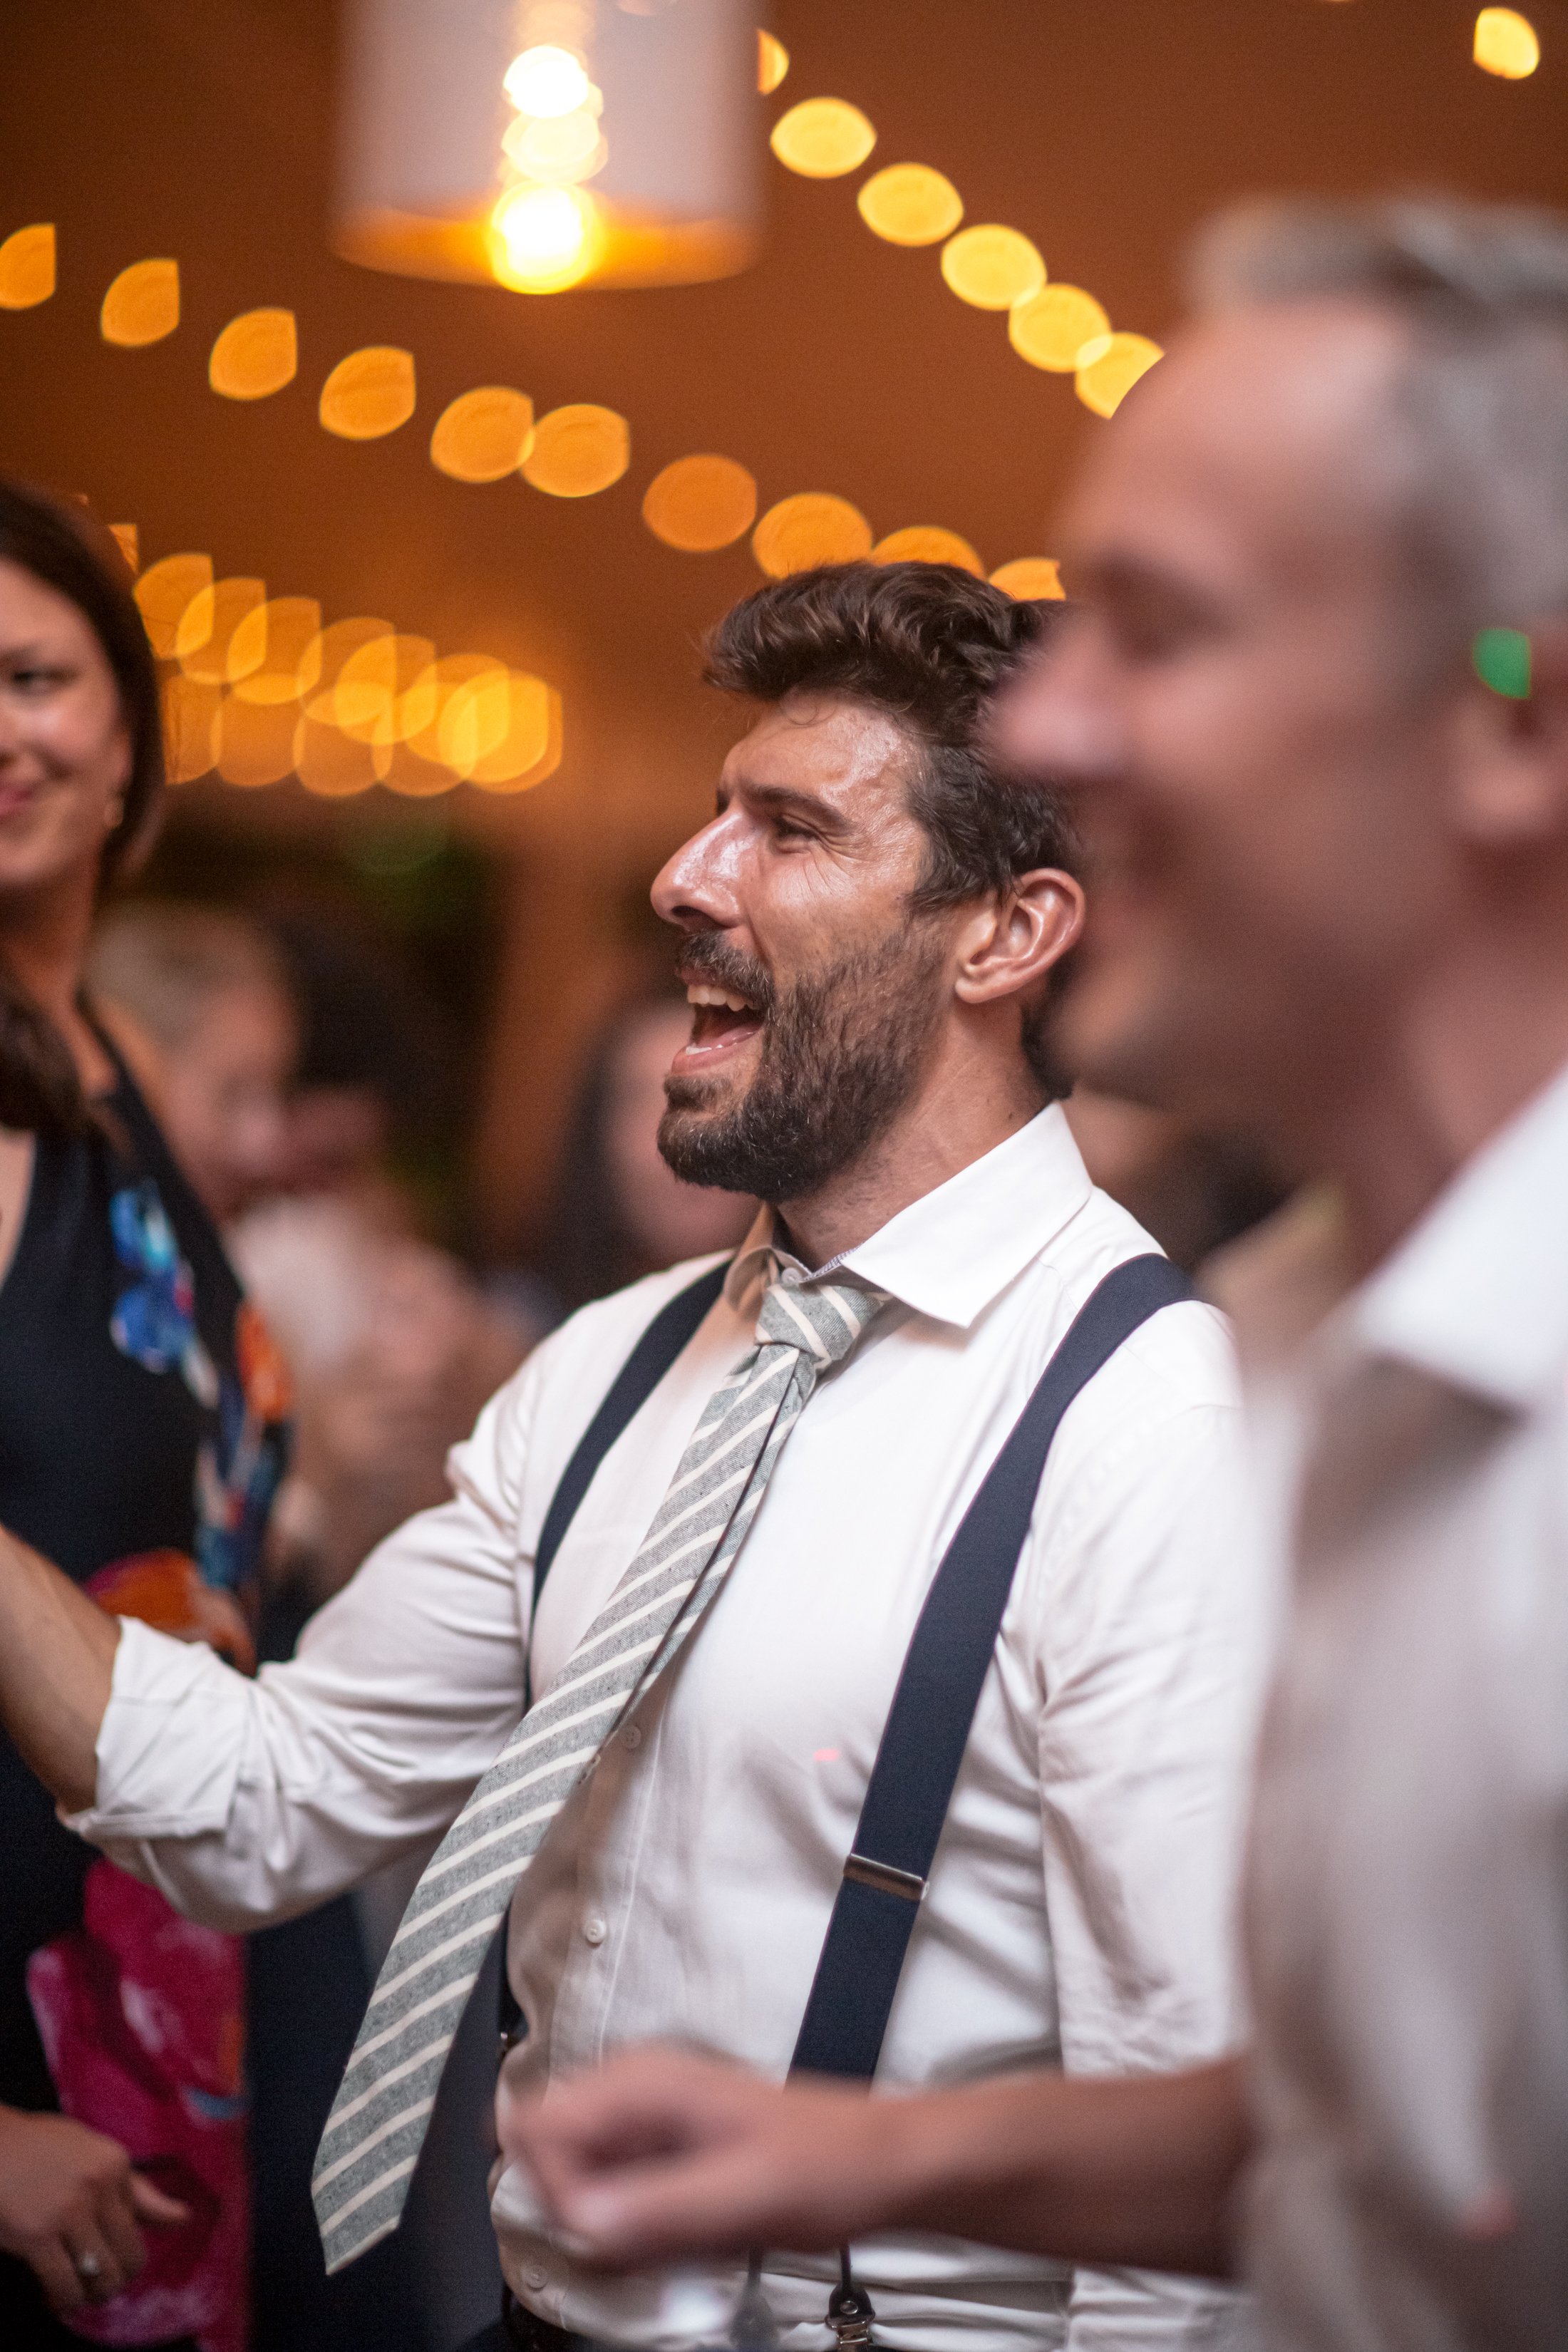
[989,630,1127,793]
[651,811,743,933]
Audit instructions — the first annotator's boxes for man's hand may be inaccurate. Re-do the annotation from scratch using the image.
[0,1523,119,1813]
[505,2047,913,2269]
[0,2106,188,2314]
[504,2045,1252,2279]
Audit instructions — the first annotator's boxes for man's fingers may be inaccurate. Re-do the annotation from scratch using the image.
[552,2147,795,2269]
[128,2173,190,2227]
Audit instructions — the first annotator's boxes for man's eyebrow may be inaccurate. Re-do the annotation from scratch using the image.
[724,777,852,832]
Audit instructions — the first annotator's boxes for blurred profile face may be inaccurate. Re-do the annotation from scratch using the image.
[0,557,131,908]
[650,693,954,1202]
[602,1001,755,1264]
[159,981,296,1224]
[993,299,1467,1140]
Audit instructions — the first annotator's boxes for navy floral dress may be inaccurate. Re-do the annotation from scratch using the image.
[0,1046,289,2352]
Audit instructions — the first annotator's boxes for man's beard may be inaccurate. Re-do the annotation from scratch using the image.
[659,924,949,1203]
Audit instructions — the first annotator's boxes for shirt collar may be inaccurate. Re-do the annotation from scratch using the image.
[723,1105,1094,1331]
[1342,1053,1568,1412]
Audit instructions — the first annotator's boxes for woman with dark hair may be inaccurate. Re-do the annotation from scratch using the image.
[0,479,289,2351]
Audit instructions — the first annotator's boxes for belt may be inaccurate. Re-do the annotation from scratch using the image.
[502,2296,608,2352]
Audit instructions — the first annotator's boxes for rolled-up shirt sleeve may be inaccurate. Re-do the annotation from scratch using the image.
[66,1356,540,1932]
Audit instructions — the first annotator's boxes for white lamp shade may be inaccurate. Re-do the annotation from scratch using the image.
[334,0,764,290]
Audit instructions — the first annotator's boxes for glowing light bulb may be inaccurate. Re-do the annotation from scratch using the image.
[503,43,592,117]
[1473,7,1539,76]
[490,182,597,289]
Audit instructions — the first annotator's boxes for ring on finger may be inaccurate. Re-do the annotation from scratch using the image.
[72,2248,105,2287]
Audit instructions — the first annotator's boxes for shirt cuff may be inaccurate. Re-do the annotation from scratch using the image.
[63,1614,249,1842]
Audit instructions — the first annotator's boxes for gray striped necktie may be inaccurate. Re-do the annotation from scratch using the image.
[312,1254,889,2272]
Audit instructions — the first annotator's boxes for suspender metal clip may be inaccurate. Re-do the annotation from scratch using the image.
[827,2254,877,2349]
[842,1853,924,1903]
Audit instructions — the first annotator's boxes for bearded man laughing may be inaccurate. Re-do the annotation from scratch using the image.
[0,562,1262,2351]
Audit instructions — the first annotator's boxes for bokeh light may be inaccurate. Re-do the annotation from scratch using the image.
[109,525,140,574]
[161,674,221,783]
[1009,283,1111,372]
[176,578,267,686]
[468,674,562,790]
[489,184,599,292]
[872,526,983,573]
[1076,331,1163,417]
[135,552,213,659]
[770,98,877,178]
[522,403,630,496]
[0,223,56,309]
[216,696,299,788]
[209,309,298,400]
[990,558,1066,601]
[430,386,537,482]
[319,346,417,439]
[753,493,874,577]
[332,634,436,743]
[857,163,963,247]
[940,224,1045,311]
[100,258,180,347]
[503,45,592,117]
[294,710,390,798]
[307,617,395,688]
[1474,8,1539,76]
[383,738,461,798]
[227,598,323,705]
[757,30,790,93]
[642,454,758,551]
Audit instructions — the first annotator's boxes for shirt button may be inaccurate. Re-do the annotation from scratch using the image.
[524,2265,547,2291]
[582,1914,607,1946]
[621,1724,643,1750]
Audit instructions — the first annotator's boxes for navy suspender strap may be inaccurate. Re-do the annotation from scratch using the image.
[789,1250,1193,2084]
[532,1257,731,1608]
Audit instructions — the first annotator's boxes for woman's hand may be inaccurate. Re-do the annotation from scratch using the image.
[0,2105,187,2314]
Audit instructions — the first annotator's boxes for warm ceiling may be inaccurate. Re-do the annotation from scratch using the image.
[5,0,1567,872]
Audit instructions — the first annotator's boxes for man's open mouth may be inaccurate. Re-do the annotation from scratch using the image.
[674,979,765,1070]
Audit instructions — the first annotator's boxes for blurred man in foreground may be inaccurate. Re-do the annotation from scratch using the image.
[507,196,1568,2351]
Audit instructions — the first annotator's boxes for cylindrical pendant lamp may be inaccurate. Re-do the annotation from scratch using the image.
[334,0,763,293]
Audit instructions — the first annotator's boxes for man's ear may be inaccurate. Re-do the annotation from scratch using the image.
[1449,617,1568,846]
[951,868,1086,1009]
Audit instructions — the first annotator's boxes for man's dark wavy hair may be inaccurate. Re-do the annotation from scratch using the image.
[702,559,1078,1095]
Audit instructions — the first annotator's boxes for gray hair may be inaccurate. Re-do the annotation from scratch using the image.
[1187,194,1568,645]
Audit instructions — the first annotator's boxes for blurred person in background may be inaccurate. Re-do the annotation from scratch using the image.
[85,904,295,1227]
[535,991,755,1317]
[1061,1088,1284,1276]
[0,478,289,2352]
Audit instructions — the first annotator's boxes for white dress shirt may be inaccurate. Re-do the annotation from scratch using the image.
[1236,1060,1568,2351]
[75,1110,1264,2351]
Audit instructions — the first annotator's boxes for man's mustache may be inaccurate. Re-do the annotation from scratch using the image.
[675,933,776,1016]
